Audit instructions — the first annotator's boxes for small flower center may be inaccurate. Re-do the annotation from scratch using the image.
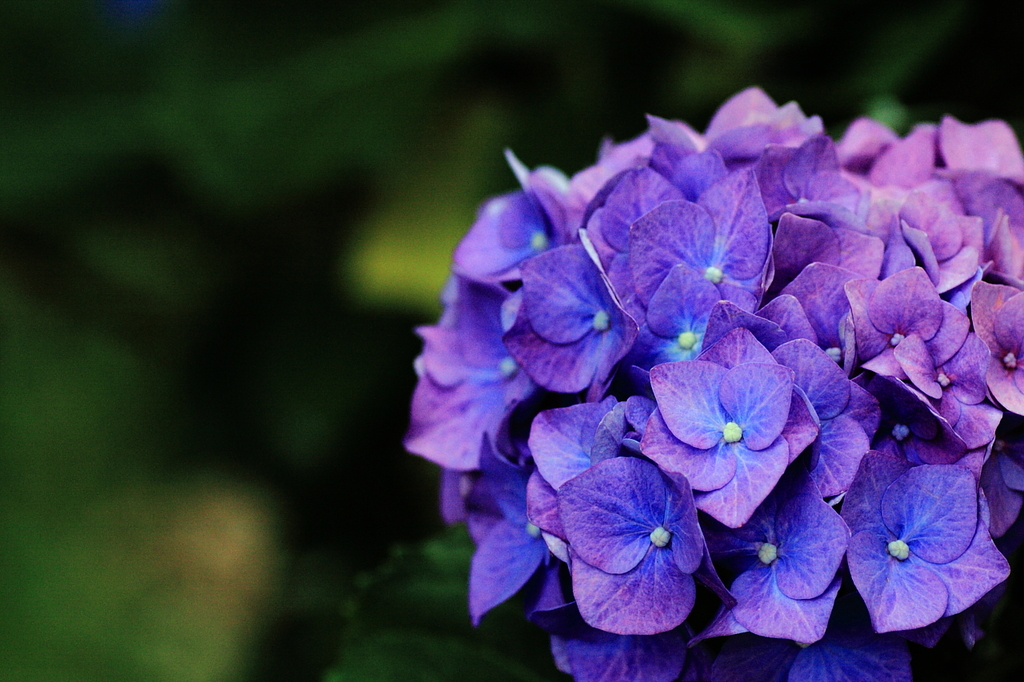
[892,423,910,441]
[526,522,541,538]
[677,331,698,350]
[890,333,905,347]
[757,542,778,565]
[1004,352,1018,370]
[722,421,743,443]
[795,641,811,649]
[703,266,724,284]
[499,357,518,378]
[592,310,611,332]
[650,526,672,548]
[936,372,951,388]
[530,231,549,252]
[887,539,910,561]
[825,346,842,363]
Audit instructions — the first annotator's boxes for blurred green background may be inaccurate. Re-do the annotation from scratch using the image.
[3,1,1024,680]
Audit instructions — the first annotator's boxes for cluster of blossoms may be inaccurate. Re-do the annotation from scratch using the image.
[405,88,1024,682]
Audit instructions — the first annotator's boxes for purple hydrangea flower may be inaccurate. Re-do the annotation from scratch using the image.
[642,340,800,527]
[972,282,1024,415]
[703,472,849,643]
[466,439,549,625]
[406,277,537,470]
[842,451,1009,633]
[558,456,705,634]
[504,243,638,396]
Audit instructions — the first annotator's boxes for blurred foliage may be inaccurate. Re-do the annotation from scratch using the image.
[3,0,1024,680]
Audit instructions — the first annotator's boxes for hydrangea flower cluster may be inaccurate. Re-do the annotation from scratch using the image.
[406,88,1024,682]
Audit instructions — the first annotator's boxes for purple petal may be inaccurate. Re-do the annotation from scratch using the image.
[642,410,739,491]
[696,437,789,527]
[710,633,800,682]
[842,451,913,534]
[811,414,871,497]
[630,200,716,305]
[589,167,685,253]
[869,124,937,189]
[758,294,818,344]
[558,457,667,574]
[939,115,1024,181]
[698,326,777,369]
[563,628,688,682]
[650,361,729,448]
[775,494,850,600]
[522,244,613,344]
[718,363,794,450]
[571,548,696,635]
[880,465,977,564]
[527,470,565,539]
[773,339,850,420]
[530,397,619,489]
[928,493,1011,617]
[893,333,941,399]
[788,633,912,682]
[698,168,772,280]
[867,267,943,339]
[782,263,859,351]
[469,520,547,625]
[702,301,790,352]
[732,570,840,643]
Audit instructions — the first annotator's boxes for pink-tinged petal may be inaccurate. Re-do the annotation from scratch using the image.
[939,115,1024,181]
[559,457,667,574]
[881,465,977,564]
[860,347,907,379]
[718,363,794,450]
[699,169,772,280]
[571,548,696,636]
[988,359,1024,416]
[867,267,944,339]
[784,263,859,350]
[992,291,1024,356]
[971,281,1019,352]
[848,531,949,633]
[811,415,871,497]
[775,494,850,600]
[642,410,738,491]
[835,228,885,279]
[929,493,1010,616]
[946,400,1002,450]
[650,361,729,448]
[706,87,779,139]
[469,521,547,625]
[926,302,971,367]
[732,570,840,644]
[697,326,776,369]
[630,200,716,305]
[530,398,618,490]
[894,333,941,399]
[527,470,565,539]
[869,124,937,189]
[837,116,899,171]
[844,277,888,362]
[696,437,789,528]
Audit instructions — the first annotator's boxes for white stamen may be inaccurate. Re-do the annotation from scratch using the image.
[499,357,519,378]
[592,310,611,331]
[890,333,905,347]
[758,542,778,565]
[937,372,951,388]
[526,522,541,538]
[825,347,842,363]
[722,421,743,444]
[530,231,549,252]
[1004,352,1018,370]
[650,526,672,548]
[677,331,698,350]
[892,424,910,441]
[887,539,910,561]
[703,266,724,284]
